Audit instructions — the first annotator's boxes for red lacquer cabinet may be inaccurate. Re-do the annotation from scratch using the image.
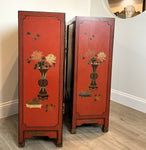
[19,11,65,147]
[65,17,115,133]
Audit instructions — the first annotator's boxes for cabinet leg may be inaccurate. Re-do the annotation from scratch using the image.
[102,125,108,132]
[102,118,109,132]
[19,130,25,147]
[71,128,76,134]
[56,130,62,147]
[71,120,76,134]
[56,140,62,147]
[18,141,25,147]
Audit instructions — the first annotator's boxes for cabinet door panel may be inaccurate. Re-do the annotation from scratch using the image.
[22,15,61,127]
[76,20,111,116]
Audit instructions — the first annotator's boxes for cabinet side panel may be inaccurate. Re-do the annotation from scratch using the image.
[19,11,64,128]
[66,22,75,120]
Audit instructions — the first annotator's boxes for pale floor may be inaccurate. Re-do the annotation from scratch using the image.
[0,101,146,150]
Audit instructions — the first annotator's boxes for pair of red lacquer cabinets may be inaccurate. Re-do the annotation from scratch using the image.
[19,11,115,147]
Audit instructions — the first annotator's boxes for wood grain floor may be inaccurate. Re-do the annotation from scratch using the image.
[0,101,146,150]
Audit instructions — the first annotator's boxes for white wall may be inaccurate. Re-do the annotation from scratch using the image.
[0,0,90,119]
[90,0,146,113]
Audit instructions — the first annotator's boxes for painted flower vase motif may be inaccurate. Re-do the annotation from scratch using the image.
[81,49,106,90]
[38,68,48,98]
[89,63,98,89]
[26,32,57,110]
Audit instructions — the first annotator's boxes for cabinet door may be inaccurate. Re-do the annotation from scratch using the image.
[74,18,114,117]
[19,12,64,127]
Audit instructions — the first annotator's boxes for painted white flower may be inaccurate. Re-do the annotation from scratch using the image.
[31,51,43,61]
[46,54,56,65]
[98,52,106,61]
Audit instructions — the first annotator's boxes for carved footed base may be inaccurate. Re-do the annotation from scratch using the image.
[18,141,25,147]
[102,126,108,132]
[71,128,76,134]
[56,140,62,147]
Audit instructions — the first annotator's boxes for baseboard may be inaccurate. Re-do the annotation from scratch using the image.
[0,99,18,119]
[111,89,146,113]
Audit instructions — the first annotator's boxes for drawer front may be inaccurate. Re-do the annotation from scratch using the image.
[19,12,64,127]
[75,18,114,117]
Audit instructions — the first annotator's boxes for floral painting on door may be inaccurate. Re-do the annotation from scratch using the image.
[25,32,56,112]
[79,32,106,102]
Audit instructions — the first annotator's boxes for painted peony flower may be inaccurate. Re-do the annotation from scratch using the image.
[31,51,43,61]
[46,54,56,65]
[98,52,106,61]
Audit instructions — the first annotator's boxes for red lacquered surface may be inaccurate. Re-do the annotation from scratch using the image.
[77,119,104,126]
[19,11,65,146]
[72,17,115,131]
[24,131,57,139]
